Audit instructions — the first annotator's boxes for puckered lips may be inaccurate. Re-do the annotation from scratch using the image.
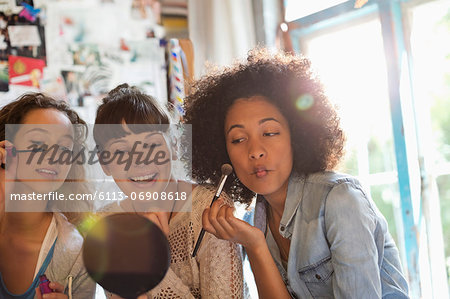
[251,165,270,178]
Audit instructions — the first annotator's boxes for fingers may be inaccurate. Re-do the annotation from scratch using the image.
[143,212,161,228]
[216,204,235,235]
[49,282,65,293]
[41,293,68,299]
[0,141,16,216]
[203,198,236,240]
[2,140,14,150]
[5,155,18,184]
[40,282,68,299]
[0,141,17,177]
[207,198,230,239]
[0,148,5,166]
[35,282,68,299]
[202,207,216,235]
[153,212,170,236]
[142,212,170,237]
[0,140,14,166]
[202,197,227,235]
[224,205,241,229]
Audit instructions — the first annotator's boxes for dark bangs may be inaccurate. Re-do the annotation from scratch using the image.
[94,84,172,149]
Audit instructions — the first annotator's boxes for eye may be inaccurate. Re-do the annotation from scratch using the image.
[29,140,47,152]
[30,140,44,146]
[58,145,72,152]
[263,132,280,137]
[231,138,245,144]
[114,150,128,155]
[31,147,46,153]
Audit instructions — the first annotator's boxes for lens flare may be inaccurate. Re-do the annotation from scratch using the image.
[296,94,314,110]
[77,214,101,237]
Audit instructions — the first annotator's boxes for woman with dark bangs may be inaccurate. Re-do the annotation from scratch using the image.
[94,84,246,298]
[184,49,409,299]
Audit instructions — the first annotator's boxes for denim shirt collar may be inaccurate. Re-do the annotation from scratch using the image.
[254,173,305,239]
[279,173,305,239]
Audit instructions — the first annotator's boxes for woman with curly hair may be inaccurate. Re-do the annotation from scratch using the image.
[184,48,409,299]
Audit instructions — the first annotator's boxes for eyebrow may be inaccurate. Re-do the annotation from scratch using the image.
[108,139,126,147]
[226,124,244,135]
[144,132,161,139]
[24,128,74,141]
[259,117,280,125]
[226,117,281,135]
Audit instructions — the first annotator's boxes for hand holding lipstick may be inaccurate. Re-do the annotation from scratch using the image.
[0,140,17,170]
[0,140,18,217]
[35,281,68,299]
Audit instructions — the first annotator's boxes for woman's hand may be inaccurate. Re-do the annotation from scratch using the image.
[0,140,18,217]
[202,198,265,252]
[204,198,292,299]
[35,282,68,299]
[141,211,170,237]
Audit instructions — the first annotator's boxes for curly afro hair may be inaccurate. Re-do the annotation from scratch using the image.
[184,48,345,204]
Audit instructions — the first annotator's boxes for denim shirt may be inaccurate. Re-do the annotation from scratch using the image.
[253,171,409,299]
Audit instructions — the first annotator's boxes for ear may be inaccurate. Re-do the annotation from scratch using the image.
[171,147,178,161]
[97,152,112,176]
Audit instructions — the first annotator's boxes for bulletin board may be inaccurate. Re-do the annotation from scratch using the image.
[0,0,46,92]
[0,0,185,110]
[43,0,168,107]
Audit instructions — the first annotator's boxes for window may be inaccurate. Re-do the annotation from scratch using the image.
[410,0,450,293]
[287,0,450,296]
[302,18,402,253]
[284,0,348,22]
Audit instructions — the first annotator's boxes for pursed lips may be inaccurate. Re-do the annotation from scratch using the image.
[251,166,270,178]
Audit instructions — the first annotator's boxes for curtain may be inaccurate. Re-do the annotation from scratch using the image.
[188,0,256,77]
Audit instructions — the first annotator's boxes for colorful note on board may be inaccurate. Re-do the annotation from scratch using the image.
[8,55,45,87]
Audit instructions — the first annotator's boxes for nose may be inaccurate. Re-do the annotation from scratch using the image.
[248,139,265,160]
